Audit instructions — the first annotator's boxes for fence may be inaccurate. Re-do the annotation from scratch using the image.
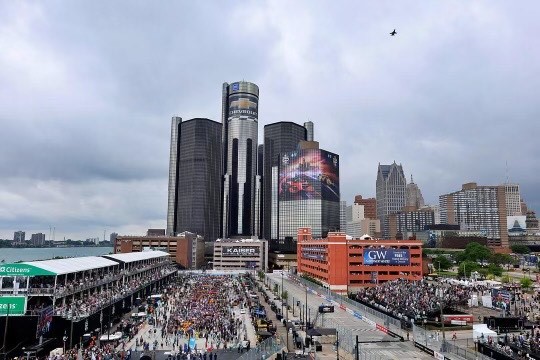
[235,334,287,360]
[275,274,495,360]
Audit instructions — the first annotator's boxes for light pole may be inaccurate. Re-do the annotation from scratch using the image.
[437,289,446,352]
[281,272,284,320]
[1,302,10,360]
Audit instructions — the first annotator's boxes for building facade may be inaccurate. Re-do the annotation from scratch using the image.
[115,233,205,269]
[166,118,222,242]
[13,231,25,242]
[221,81,260,238]
[405,175,425,210]
[296,228,423,293]
[376,162,407,239]
[388,207,435,240]
[277,143,340,244]
[439,182,508,248]
[263,121,307,248]
[30,233,45,246]
[212,239,268,271]
[504,183,522,216]
[354,195,377,220]
[346,219,381,239]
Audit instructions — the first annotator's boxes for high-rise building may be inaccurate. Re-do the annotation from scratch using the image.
[262,121,307,246]
[376,162,407,238]
[13,231,25,242]
[167,117,222,242]
[388,207,435,240]
[406,175,425,210]
[221,81,260,238]
[354,195,377,219]
[339,200,349,231]
[504,183,522,216]
[439,182,508,248]
[30,233,45,246]
[277,141,340,244]
[166,116,182,236]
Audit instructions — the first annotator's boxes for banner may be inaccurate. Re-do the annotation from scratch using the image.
[0,296,26,315]
[363,249,410,266]
[222,246,260,257]
[36,306,53,338]
[0,264,56,277]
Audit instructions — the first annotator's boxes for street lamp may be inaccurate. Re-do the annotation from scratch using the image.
[281,271,284,320]
[437,288,447,352]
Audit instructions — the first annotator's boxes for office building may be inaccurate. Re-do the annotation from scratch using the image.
[296,228,423,293]
[346,219,381,239]
[166,117,222,242]
[376,162,407,238]
[340,201,351,231]
[263,121,307,247]
[212,239,268,271]
[278,141,340,244]
[388,206,435,240]
[406,175,425,210]
[221,81,260,238]
[504,184,522,216]
[439,182,508,248]
[354,195,377,220]
[30,233,45,246]
[13,231,25,242]
[115,232,205,269]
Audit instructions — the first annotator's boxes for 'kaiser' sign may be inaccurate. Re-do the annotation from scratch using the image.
[222,246,260,257]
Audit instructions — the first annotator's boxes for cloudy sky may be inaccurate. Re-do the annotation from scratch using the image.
[1,1,538,240]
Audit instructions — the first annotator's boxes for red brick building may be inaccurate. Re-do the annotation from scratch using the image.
[297,227,423,293]
[354,195,377,219]
[115,231,205,269]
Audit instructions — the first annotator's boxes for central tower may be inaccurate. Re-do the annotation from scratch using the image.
[221,81,260,238]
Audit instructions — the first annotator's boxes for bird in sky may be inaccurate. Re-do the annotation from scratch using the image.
[390,29,397,36]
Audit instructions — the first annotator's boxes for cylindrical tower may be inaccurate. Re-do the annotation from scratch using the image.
[222,81,260,237]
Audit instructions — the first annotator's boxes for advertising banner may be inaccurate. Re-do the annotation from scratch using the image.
[228,93,258,117]
[442,314,474,324]
[0,264,56,277]
[301,252,326,261]
[363,249,410,265]
[278,149,339,202]
[36,305,53,338]
[222,246,260,257]
[0,296,27,316]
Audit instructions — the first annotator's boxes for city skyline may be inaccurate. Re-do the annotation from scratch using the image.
[1,1,539,239]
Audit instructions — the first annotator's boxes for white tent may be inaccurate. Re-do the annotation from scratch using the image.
[473,324,497,342]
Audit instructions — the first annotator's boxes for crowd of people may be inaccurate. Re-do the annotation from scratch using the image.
[54,266,177,319]
[353,278,487,320]
[152,274,249,352]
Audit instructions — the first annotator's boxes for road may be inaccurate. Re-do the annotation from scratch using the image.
[265,273,437,360]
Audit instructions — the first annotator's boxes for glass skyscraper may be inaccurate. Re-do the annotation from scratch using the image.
[277,145,340,244]
[263,122,307,247]
[166,117,222,242]
[221,81,260,238]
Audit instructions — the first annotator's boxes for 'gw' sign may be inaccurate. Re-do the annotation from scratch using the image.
[363,249,410,265]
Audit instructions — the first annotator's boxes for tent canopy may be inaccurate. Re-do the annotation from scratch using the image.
[102,250,169,264]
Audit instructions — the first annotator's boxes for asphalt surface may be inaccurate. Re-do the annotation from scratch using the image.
[265,273,438,360]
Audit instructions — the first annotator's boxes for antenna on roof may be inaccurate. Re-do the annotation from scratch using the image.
[505,160,509,184]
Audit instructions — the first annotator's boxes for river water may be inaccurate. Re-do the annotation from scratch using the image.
[0,247,114,263]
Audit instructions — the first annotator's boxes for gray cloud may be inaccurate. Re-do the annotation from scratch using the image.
[0,1,539,239]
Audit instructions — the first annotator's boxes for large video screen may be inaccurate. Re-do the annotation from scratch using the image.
[278,149,339,202]
[363,249,410,265]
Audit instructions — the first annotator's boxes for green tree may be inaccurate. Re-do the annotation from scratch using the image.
[500,275,511,284]
[511,244,531,254]
[521,277,533,290]
[273,284,279,295]
[463,242,492,263]
[487,264,503,276]
[491,253,514,267]
[458,260,479,277]
[282,290,288,302]
[433,255,453,271]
